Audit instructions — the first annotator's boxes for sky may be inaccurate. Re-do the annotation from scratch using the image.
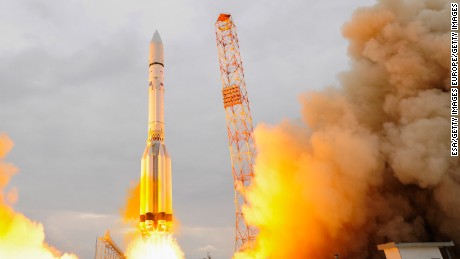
[1,0,376,258]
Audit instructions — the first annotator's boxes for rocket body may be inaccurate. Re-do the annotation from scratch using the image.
[139,30,173,235]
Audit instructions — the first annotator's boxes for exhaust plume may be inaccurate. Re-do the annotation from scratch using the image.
[0,134,78,259]
[235,0,457,258]
[121,182,184,258]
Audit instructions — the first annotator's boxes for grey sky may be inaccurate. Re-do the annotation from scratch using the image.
[1,0,375,258]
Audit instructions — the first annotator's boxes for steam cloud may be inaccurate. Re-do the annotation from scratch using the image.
[0,134,78,259]
[235,0,458,258]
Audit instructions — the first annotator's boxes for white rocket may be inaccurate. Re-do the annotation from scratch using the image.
[139,30,173,235]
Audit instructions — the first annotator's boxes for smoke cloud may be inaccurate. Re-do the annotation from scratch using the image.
[235,0,457,258]
[0,134,78,259]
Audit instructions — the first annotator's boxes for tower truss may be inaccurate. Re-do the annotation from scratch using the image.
[214,13,257,251]
[94,230,125,259]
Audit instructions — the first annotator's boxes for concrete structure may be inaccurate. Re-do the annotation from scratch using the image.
[378,242,454,259]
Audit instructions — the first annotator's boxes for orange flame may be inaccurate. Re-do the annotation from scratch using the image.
[234,0,455,258]
[122,181,184,258]
[126,233,184,259]
[0,134,78,259]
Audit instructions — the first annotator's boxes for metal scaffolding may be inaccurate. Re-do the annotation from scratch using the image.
[94,230,126,259]
[215,13,257,251]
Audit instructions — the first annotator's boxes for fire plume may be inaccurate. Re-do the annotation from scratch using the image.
[0,134,78,259]
[235,0,457,258]
[126,233,184,259]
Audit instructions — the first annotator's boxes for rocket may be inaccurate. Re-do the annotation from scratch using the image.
[139,30,173,236]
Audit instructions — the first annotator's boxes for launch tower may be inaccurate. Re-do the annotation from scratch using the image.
[94,230,125,259]
[214,13,257,251]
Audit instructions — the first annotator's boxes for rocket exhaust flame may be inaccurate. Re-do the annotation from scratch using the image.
[126,233,184,259]
[0,134,78,259]
[234,0,458,258]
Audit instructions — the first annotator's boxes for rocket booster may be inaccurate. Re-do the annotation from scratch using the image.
[139,30,173,235]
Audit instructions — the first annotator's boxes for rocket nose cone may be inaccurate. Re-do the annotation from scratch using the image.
[149,30,164,64]
[151,30,162,44]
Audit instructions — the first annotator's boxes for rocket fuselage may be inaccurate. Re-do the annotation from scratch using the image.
[139,30,173,235]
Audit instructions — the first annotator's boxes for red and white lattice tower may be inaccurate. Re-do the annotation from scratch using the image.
[215,13,257,251]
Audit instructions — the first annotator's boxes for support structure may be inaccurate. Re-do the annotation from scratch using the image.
[215,13,257,251]
[94,230,126,259]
